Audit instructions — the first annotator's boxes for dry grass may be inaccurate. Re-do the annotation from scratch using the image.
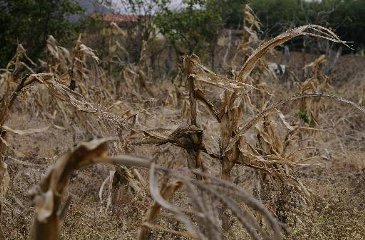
[0,6,364,240]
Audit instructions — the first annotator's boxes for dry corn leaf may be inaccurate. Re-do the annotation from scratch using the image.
[29,73,98,113]
[30,138,112,240]
[0,136,26,158]
[0,161,10,204]
[3,125,50,135]
[226,93,365,153]
[237,25,348,82]
[277,110,294,131]
[154,167,283,240]
[138,179,182,240]
[99,169,116,212]
[33,190,54,223]
[79,44,100,63]
[244,4,261,31]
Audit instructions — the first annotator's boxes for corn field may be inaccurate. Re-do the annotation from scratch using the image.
[0,6,364,240]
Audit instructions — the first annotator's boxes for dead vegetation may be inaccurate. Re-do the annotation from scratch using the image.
[0,5,364,240]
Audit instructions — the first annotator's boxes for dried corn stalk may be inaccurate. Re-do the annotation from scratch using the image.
[148,164,283,240]
[135,125,206,170]
[137,178,182,240]
[29,138,152,240]
[178,20,362,234]
[28,138,282,240]
[299,54,332,126]
[237,25,348,82]
[0,46,39,239]
[0,161,9,240]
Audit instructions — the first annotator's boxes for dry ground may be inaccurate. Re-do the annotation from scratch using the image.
[1,52,365,239]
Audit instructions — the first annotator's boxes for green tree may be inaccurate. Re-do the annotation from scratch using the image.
[155,0,247,53]
[99,0,171,63]
[248,0,365,51]
[206,0,247,29]
[155,0,220,54]
[327,0,365,50]
[250,0,306,36]
[154,0,233,69]
[0,0,82,67]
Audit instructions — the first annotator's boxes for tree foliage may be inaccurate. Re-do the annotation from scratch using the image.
[327,0,365,50]
[152,0,245,67]
[154,0,365,55]
[154,0,224,55]
[249,0,365,51]
[0,0,82,67]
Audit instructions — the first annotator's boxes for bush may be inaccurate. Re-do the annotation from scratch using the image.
[248,0,365,52]
[0,0,82,67]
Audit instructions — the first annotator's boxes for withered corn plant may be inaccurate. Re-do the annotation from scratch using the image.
[108,8,365,236]
[0,45,40,238]
[1,5,364,239]
[29,138,151,239]
[0,39,136,237]
[29,138,282,240]
[176,12,365,231]
[0,34,283,239]
[180,24,345,179]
